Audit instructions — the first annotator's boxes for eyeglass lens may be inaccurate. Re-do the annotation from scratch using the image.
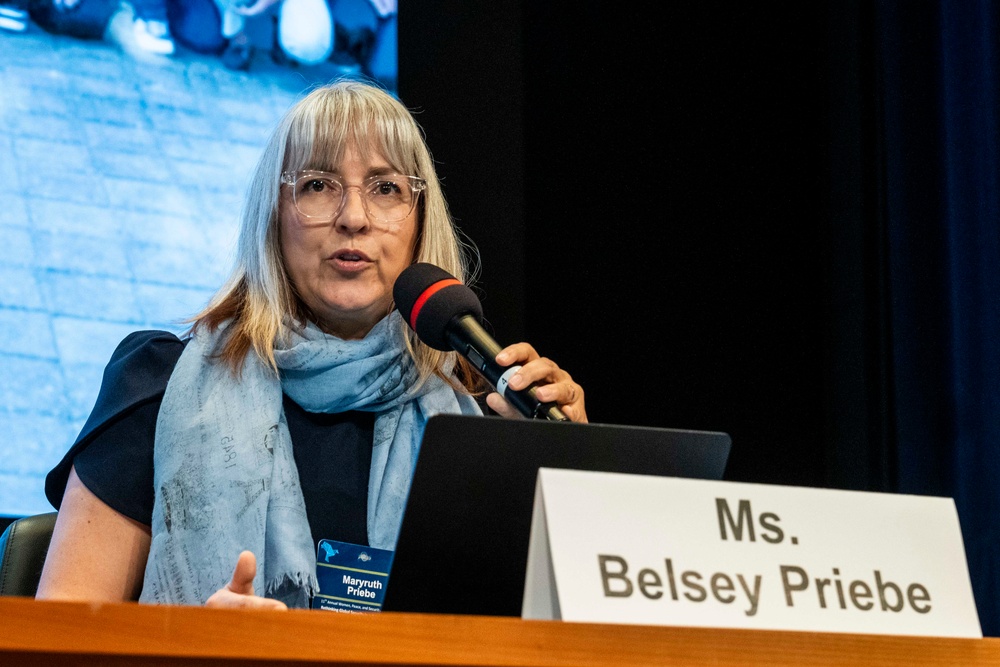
[292,174,419,223]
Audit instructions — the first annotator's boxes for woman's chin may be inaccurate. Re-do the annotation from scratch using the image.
[309,300,392,338]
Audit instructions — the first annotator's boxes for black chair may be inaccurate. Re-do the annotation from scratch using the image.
[0,512,57,597]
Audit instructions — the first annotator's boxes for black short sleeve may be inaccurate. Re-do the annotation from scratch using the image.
[44,330,186,523]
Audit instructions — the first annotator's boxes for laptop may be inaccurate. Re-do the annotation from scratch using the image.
[380,414,732,617]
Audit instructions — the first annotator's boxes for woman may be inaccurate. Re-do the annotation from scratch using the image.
[36,79,586,610]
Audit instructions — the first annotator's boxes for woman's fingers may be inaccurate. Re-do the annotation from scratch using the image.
[485,391,524,419]
[206,587,288,610]
[227,551,257,596]
[204,551,288,610]
[492,344,588,423]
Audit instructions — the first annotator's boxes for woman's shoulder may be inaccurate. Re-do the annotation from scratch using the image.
[44,330,190,512]
[102,330,188,390]
[113,329,187,360]
[80,330,189,432]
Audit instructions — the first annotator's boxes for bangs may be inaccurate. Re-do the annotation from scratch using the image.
[281,85,424,176]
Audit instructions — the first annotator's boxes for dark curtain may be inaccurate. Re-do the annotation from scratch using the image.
[874,0,1000,636]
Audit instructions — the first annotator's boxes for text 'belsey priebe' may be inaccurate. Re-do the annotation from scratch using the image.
[597,498,932,617]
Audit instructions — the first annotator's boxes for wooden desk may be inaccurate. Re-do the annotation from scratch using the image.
[0,596,997,666]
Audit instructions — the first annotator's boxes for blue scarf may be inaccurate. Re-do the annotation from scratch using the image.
[138,311,481,607]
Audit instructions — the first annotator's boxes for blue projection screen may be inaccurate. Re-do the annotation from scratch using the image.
[0,0,396,517]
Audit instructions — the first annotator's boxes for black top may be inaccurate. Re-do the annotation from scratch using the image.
[44,330,375,550]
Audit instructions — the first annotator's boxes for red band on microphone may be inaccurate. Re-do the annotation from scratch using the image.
[409,278,462,330]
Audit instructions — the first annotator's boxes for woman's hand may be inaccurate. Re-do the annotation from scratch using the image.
[485,343,588,423]
[205,551,288,610]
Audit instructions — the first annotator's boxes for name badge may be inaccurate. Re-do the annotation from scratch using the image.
[312,539,394,613]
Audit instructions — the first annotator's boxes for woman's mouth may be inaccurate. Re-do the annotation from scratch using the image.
[330,249,371,271]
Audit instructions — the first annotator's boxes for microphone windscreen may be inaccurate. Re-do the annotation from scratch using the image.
[393,263,483,351]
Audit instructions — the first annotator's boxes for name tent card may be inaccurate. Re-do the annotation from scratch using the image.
[522,468,981,638]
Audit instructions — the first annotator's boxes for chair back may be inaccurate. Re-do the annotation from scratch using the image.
[0,512,57,597]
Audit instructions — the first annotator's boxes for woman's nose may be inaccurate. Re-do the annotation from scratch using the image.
[334,187,370,232]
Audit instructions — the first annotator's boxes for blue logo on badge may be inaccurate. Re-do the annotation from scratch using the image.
[320,542,340,562]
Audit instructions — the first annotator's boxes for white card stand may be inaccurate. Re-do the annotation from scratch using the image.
[522,468,981,638]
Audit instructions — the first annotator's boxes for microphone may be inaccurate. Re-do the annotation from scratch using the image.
[393,263,570,422]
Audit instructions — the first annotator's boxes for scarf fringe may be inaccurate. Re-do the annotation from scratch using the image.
[265,571,320,603]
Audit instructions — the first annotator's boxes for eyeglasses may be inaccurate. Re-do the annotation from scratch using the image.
[280,170,427,225]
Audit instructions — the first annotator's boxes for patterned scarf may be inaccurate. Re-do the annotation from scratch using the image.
[139,311,481,607]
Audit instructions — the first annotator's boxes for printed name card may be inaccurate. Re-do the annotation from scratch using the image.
[522,468,981,638]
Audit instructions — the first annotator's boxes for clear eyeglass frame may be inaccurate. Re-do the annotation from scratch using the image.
[280,170,427,225]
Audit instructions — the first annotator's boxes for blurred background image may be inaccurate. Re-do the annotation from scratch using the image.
[0,0,397,516]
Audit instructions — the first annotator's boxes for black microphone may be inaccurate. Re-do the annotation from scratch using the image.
[393,263,570,422]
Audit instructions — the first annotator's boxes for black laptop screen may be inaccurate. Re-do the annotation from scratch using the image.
[380,414,731,616]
